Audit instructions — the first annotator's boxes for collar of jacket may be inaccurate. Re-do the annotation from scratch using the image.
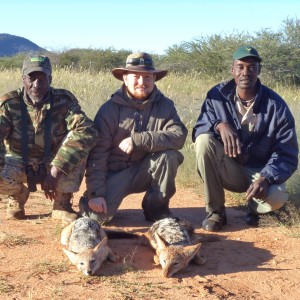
[112,85,159,110]
[219,78,266,115]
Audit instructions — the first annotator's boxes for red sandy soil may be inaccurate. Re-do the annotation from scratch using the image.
[0,184,299,300]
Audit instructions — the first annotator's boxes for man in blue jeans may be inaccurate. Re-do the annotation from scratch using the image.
[193,46,298,232]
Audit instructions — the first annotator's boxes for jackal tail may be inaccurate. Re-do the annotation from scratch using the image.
[104,228,139,239]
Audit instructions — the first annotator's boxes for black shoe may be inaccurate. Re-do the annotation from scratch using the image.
[144,209,173,222]
[202,210,227,232]
[245,213,259,227]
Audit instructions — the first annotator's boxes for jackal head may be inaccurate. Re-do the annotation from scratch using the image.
[155,232,202,278]
[63,236,109,276]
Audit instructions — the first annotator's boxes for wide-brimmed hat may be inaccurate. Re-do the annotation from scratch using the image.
[22,55,52,76]
[233,46,262,62]
[112,52,167,81]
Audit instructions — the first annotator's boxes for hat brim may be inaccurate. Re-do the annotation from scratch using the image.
[235,54,262,62]
[112,68,168,81]
[23,66,51,76]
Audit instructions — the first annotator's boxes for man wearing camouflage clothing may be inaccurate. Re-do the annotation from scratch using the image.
[0,55,98,222]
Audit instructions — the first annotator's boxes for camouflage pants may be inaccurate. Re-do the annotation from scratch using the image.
[0,157,86,202]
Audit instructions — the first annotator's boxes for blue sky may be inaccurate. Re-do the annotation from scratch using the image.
[1,0,299,54]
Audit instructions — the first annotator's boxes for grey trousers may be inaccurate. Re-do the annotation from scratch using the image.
[195,134,288,214]
[81,150,184,224]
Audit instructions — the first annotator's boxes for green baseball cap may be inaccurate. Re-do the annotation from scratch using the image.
[22,55,52,76]
[233,46,262,62]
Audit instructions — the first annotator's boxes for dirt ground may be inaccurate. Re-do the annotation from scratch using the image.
[0,184,299,300]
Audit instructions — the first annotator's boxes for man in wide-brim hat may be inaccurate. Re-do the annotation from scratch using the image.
[111,52,168,82]
[80,52,188,224]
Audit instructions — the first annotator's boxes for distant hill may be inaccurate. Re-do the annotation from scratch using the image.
[0,33,46,57]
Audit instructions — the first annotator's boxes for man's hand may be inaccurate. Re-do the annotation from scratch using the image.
[216,122,242,157]
[246,177,270,201]
[119,137,133,154]
[41,165,62,200]
[88,197,107,213]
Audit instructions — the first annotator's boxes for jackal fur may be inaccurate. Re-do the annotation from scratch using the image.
[61,216,117,276]
[143,217,206,277]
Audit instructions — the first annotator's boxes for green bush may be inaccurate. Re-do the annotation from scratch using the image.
[1,17,300,85]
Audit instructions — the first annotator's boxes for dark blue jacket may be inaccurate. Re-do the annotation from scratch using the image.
[192,79,298,184]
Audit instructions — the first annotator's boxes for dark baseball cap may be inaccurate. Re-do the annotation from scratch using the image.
[233,46,262,62]
[22,55,52,76]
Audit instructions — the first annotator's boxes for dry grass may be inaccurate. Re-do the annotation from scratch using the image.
[0,277,14,294]
[0,232,40,247]
[0,68,299,229]
[29,260,70,278]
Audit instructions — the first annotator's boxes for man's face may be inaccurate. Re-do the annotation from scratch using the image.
[22,71,51,103]
[123,72,155,100]
[231,57,261,91]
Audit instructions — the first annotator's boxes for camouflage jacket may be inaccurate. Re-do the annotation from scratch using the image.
[0,87,98,175]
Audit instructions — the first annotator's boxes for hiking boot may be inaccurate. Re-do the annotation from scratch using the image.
[6,200,25,220]
[143,208,173,222]
[202,209,227,232]
[142,194,172,222]
[52,192,78,223]
[245,212,259,227]
[6,186,30,220]
[52,209,77,223]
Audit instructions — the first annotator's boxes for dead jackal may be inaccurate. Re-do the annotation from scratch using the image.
[61,217,117,276]
[143,217,206,277]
